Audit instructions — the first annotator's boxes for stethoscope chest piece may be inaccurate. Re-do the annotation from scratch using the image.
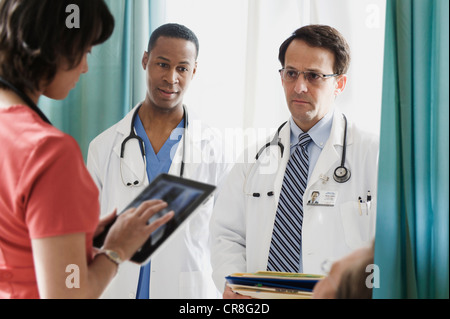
[332,114,351,184]
[333,166,351,183]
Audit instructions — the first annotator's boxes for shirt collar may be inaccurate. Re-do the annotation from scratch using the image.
[289,110,334,149]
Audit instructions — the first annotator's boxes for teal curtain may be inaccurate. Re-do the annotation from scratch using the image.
[39,0,164,160]
[374,0,449,299]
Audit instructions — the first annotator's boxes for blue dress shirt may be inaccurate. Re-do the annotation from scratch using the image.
[288,111,333,181]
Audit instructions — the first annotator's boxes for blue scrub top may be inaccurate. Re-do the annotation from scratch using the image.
[133,114,184,299]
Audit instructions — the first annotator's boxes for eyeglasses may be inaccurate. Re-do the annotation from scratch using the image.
[279,68,339,85]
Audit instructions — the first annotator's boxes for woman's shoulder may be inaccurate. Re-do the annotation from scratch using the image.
[3,104,76,147]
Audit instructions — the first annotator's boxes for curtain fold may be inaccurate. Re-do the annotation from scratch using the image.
[374,0,449,299]
[39,0,152,160]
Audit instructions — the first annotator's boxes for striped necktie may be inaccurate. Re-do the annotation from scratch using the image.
[267,132,311,273]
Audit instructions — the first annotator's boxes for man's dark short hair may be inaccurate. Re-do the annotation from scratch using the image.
[278,24,351,75]
[0,0,114,94]
[147,23,199,59]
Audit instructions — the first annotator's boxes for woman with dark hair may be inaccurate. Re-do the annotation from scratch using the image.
[0,0,173,299]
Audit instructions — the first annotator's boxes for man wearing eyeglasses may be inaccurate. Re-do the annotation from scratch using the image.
[210,25,379,298]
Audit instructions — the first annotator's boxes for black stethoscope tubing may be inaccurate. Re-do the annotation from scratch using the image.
[251,113,350,197]
[0,77,51,125]
[255,121,288,160]
[120,104,188,186]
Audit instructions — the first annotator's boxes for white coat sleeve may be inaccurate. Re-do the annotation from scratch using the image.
[210,161,248,293]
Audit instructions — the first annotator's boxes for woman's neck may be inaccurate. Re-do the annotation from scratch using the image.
[0,88,39,109]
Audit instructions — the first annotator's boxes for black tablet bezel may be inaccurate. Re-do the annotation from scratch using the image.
[93,174,216,264]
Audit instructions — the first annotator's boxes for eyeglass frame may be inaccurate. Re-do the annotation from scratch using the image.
[279,68,341,84]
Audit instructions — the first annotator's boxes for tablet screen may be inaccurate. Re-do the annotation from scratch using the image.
[93,174,216,264]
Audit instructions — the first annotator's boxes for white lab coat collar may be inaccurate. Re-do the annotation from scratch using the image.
[115,103,141,136]
[309,111,351,186]
[112,103,144,185]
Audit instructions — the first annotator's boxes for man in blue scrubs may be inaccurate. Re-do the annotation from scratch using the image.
[132,111,185,299]
[87,23,229,299]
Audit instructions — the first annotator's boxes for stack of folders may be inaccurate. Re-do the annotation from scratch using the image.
[226,271,324,299]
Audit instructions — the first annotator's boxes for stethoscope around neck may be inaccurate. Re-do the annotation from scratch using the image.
[0,77,51,125]
[250,113,351,197]
[119,104,188,187]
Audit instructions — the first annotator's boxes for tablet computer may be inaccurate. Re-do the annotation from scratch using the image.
[93,173,216,264]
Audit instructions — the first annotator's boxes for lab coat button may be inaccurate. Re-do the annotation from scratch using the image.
[128,292,135,298]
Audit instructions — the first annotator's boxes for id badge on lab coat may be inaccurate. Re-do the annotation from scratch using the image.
[306,190,338,207]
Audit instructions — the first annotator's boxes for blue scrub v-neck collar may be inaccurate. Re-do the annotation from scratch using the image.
[133,114,184,181]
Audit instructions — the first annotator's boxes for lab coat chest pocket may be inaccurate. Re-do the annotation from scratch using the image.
[339,201,373,250]
[245,193,276,224]
[245,194,277,268]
